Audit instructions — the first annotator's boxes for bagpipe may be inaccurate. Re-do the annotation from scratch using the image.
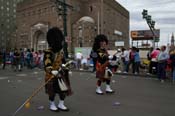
[56,60,74,94]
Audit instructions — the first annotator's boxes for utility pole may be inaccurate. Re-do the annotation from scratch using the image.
[100,0,104,34]
[50,0,73,58]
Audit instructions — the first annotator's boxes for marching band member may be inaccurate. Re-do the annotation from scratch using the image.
[92,34,114,95]
[43,27,72,112]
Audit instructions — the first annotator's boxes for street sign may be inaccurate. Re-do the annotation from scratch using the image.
[115,41,124,46]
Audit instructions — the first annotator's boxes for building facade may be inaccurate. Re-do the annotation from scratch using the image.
[16,0,129,53]
[0,0,24,49]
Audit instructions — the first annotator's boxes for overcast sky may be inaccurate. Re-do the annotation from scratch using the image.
[116,0,175,45]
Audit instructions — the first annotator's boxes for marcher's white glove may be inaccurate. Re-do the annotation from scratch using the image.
[108,55,113,60]
[51,70,58,76]
[63,60,73,67]
[62,64,66,67]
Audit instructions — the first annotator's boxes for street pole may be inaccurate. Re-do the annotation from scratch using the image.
[50,0,73,58]
[62,0,68,58]
[100,0,104,34]
[147,22,156,49]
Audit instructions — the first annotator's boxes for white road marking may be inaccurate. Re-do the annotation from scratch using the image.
[0,77,8,80]
[16,74,27,77]
[33,72,38,74]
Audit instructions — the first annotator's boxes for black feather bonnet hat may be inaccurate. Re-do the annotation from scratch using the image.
[92,34,108,52]
[46,27,64,53]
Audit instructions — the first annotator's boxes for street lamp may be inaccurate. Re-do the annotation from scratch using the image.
[50,0,73,58]
[142,9,158,48]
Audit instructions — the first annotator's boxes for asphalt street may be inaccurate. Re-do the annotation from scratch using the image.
[0,67,175,116]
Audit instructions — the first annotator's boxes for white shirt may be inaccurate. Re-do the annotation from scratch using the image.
[157,51,169,61]
[75,52,82,60]
[121,50,129,61]
[81,58,87,64]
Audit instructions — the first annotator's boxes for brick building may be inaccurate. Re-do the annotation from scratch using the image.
[16,0,129,53]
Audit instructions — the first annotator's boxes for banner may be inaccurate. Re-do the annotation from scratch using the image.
[131,29,160,40]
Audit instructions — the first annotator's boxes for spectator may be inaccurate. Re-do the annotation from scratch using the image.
[26,49,33,69]
[128,47,136,73]
[149,48,160,74]
[90,49,98,72]
[134,48,141,74]
[169,47,175,83]
[2,49,6,69]
[75,51,83,70]
[147,47,154,61]
[157,45,169,83]
[38,50,44,69]
[81,57,88,70]
[121,47,129,73]
[19,48,25,69]
[9,49,14,68]
[114,48,122,72]
[13,48,21,71]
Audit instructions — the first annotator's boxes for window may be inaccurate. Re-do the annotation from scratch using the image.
[1,6,4,10]
[38,9,41,14]
[13,4,16,7]
[7,25,10,29]
[89,5,93,12]
[7,19,10,22]
[7,2,9,5]
[7,7,10,11]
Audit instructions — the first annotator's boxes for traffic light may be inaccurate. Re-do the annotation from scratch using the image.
[151,20,155,29]
[142,9,158,48]
[142,9,148,19]
[146,15,151,23]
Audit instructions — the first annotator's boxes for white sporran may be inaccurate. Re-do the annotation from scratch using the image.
[104,67,113,79]
[58,78,68,91]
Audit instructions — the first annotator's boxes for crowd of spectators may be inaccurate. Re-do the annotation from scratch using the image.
[0,48,44,71]
[1,45,175,83]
